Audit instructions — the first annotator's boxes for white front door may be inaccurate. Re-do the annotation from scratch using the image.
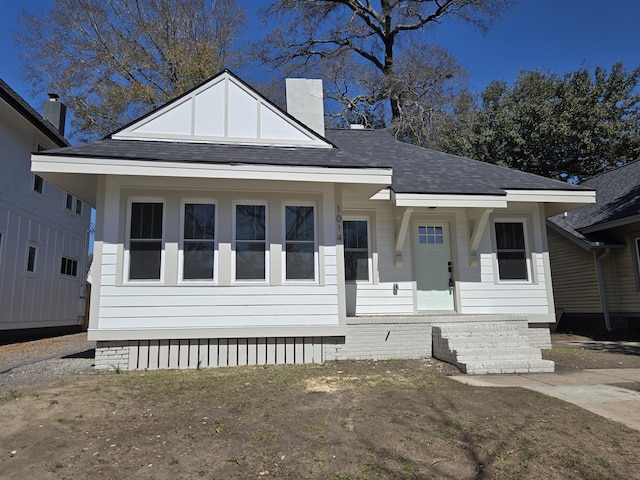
[414,222,455,311]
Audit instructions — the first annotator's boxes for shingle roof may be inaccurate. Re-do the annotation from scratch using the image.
[547,159,640,248]
[325,129,587,195]
[0,78,69,148]
[38,138,375,169]
[40,127,589,197]
[553,159,640,230]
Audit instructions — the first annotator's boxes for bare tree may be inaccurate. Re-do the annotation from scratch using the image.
[257,0,511,145]
[18,0,245,141]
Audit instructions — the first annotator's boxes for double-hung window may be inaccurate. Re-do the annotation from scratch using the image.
[284,205,316,281]
[343,219,370,281]
[495,222,528,281]
[129,202,163,281]
[182,203,216,281]
[235,204,267,281]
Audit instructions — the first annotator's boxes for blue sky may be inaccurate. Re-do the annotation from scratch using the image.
[2,0,639,122]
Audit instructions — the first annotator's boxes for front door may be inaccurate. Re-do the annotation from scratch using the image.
[414,222,455,311]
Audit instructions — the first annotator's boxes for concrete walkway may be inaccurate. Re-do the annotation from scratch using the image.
[451,368,640,431]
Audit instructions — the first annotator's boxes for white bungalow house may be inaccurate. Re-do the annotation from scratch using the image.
[1,79,91,340]
[31,71,594,373]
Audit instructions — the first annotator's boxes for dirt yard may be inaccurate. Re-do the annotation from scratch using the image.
[2,337,640,480]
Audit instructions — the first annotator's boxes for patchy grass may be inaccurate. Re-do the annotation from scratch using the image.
[1,359,639,479]
[0,389,21,405]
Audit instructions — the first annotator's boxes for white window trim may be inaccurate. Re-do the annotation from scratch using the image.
[282,202,318,284]
[179,199,218,284]
[491,218,531,284]
[343,216,373,284]
[232,201,269,284]
[124,197,166,284]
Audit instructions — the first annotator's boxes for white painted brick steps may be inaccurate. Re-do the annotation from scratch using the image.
[432,321,554,375]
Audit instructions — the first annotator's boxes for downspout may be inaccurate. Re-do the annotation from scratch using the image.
[596,248,612,332]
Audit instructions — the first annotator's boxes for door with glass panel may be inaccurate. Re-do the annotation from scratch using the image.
[414,222,454,311]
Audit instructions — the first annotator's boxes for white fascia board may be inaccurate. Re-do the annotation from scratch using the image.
[393,193,508,208]
[370,189,391,200]
[31,154,392,186]
[504,189,596,204]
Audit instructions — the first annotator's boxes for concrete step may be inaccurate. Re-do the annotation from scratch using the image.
[441,337,532,348]
[432,321,554,375]
[460,359,555,375]
[454,347,543,361]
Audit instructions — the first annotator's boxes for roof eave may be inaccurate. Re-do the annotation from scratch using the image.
[31,153,393,206]
[580,213,640,234]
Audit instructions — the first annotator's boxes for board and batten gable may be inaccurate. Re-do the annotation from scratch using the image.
[0,86,90,332]
[112,70,332,148]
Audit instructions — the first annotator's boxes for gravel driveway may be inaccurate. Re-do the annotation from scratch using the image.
[0,332,95,397]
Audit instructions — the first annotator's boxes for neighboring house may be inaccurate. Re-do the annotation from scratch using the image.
[548,160,640,334]
[0,79,91,339]
[31,71,594,373]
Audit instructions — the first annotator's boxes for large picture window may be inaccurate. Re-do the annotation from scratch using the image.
[343,219,369,281]
[495,222,528,280]
[285,205,315,280]
[129,202,163,280]
[182,203,216,281]
[235,204,267,280]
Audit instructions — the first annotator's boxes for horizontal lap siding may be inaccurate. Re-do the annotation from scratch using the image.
[609,225,640,314]
[97,283,340,329]
[343,198,414,316]
[459,253,551,315]
[547,228,601,313]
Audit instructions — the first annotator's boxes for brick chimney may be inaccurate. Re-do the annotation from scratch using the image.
[43,93,67,136]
